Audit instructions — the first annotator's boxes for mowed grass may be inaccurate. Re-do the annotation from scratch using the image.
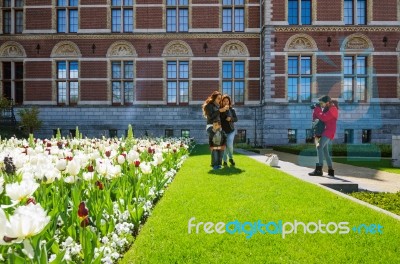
[120,145,400,264]
[333,158,400,175]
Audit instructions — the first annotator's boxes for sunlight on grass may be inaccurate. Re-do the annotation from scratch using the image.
[121,145,400,264]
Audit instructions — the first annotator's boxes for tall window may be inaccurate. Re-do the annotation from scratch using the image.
[288,129,297,143]
[288,56,311,102]
[222,0,244,32]
[222,61,245,104]
[167,61,189,104]
[344,0,366,25]
[181,129,190,138]
[111,0,133,33]
[288,0,311,25]
[57,0,78,33]
[166,0,188,32]
[111,61,134,105]
[57,61,79,105]
[1,62,23,105]
[343,56,367,102]
[344,129,354,143]
[2,0,23,34]
[362,129,371,143]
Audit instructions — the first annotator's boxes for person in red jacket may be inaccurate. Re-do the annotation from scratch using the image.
[309,95,339,177]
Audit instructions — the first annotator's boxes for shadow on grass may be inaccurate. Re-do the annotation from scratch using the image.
[208,166,245,176]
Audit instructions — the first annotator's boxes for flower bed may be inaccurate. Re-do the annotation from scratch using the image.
[0,132,190,263]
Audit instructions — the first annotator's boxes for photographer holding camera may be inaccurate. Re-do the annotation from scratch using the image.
[308,95,339,177]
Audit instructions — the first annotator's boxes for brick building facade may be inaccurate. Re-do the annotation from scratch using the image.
[1,1,399,145]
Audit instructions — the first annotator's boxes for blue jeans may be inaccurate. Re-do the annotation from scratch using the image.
[223,130,235,162]
[316,136,333,168]
[211,149,223,167]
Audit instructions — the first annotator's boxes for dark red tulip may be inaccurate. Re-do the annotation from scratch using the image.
[87,165,94,172]
[105,151,111,157]
[134,160,140,167]
[78,202,89,218]
[95,180,104,190]
[80,218,89,228]
[66,156,73,161]
[26,197,36,205]
[47,143,52,147]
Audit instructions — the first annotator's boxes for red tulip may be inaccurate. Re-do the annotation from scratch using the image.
[80,217,89,228]
[134,160,140,167]
[105,151,111,157]
[95,180,104,190]
[87,165,94,172]
[26,197,36,205]
[78,202,89,218]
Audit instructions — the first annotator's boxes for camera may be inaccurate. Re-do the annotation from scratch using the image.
[310,103,320,110]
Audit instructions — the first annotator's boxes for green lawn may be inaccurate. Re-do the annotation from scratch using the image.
[333,158,400,175]
[120,145,400,264]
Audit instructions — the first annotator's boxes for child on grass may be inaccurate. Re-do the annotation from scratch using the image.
[208,120,227,170]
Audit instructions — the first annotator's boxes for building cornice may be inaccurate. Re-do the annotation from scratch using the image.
[275,26,400,32]
[0,33,260,41]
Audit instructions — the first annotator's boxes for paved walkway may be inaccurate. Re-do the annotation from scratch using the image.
[236,148,400,193]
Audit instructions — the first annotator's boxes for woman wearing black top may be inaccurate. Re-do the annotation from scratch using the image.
[220,94,238,166]
[202,91,229,132]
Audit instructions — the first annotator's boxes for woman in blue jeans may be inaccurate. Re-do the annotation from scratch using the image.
[220,95,238,166]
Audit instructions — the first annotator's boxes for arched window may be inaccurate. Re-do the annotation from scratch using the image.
[219,40,250,104]
[107,41,137,105]
[51,41,81,105]
[284,34,318,102]
[0,41,26,105]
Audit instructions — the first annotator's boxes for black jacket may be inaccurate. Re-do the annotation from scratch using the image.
[208,128,227,147]
[205,102,220,125]
[220,107,238,133]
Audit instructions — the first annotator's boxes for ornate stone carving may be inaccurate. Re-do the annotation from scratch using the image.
[51,41,81,57]
[341,34,373,51]
[107,41,137,57]
[0,44,25,57]
[162,40,193,57]
[218,40,249,57]
[345,37,369,50]
[285,34,317,51]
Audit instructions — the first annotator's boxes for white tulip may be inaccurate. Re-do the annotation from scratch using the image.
[55,159,67,171]
[66,159,81,176]
[117,155,125,164]
[139,163,152,174]
[5,180,39,202]
[126,150,139,163]
[82,172,94,181]
[5,203,50,243]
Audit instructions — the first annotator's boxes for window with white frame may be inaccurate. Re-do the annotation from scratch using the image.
[2,0,23,34]
[57,0,78,33]
[288,129,297,143]
[288,0,311,25]
[222,61,245,104]
[343,56,367,102]
[222,0,244,32]
[111,61,134,105]
[111,0,134,33]
[287,56,312,102]
[167,61,189,104]
[166,0,188,32]
[344,0,366,25]
[1,61,23,104]
[56,61,79,105]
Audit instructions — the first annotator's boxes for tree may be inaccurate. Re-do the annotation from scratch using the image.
[18,107,43,134]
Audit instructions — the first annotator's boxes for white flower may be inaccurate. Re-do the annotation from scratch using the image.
[139,162,152,174]
[55,159,67,171]
[5,180,39,202]
[126,150,139,163]
[49,254,56,262]
[82,172,94,181]
[5,203,50,243]
[117,155,125,164]
[66,159,81,176]
[153,153,163,165]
